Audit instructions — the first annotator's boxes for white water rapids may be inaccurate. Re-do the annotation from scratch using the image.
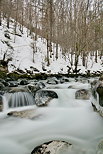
[0,81,103,154]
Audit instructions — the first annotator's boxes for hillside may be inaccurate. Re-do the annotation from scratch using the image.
[0,18,103,75]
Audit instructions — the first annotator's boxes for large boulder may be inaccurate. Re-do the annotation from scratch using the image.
[47,77,58,85]
[97,140,103,153]
[19,79,28,85]
[27,82,45,97]
[99,75,103,81]
[31,141,72,154]
[96,82,103,107]
[75,89,90,100]
[0,78,8,86]
[91,80,98,100]
[7,109,40,119]
[91,79,103,116]
[35,90,58,106]
[0,82,5,90]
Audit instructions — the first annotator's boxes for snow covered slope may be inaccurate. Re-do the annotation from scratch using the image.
[0,19,103,74]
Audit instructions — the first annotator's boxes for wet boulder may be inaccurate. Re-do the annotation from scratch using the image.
[0,94,3,112]
[37,82,45,89]
[91,80,98,88]
[8,87,29,93]
[91,80,98,100]
[0,78,7,86]
[0,82,5,90]
[60,77,69,84]
[99,75,103,81]
[27,82,45,97]
[0,90,5,95]
[8,81,18,87]
[91,79,103,116]
[47,77,58,85]
[19,79,28,85]
[27,84,40,96]
[75,89,90,100]
[68,85,75,89]
[7,109,40,119]
[31,140,72,154]
[5,77,13,82]
[97,139,103,153]
[35,90,58,106]
[96,82,103,107]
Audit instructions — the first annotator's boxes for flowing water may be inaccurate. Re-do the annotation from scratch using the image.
[0,81,103,154]
[3,92,35,110]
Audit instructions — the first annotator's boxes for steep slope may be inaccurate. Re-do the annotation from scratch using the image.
[0,19,103,75]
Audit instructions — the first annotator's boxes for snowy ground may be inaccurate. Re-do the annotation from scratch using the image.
[0,19,103,75]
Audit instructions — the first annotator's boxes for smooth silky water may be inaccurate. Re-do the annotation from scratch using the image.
[3,92,35,110]
[0,81,103,154]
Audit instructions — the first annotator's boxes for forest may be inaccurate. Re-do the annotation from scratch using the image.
[0,1,103,154]
[0,0,103,74]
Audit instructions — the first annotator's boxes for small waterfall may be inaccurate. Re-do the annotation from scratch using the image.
[2,95,8,111]
[3,92,35,111]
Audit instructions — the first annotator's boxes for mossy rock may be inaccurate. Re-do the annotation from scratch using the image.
[20,73,32,79]
[33,73,48,80]
[7,72,21,80]
[0,70,7,79]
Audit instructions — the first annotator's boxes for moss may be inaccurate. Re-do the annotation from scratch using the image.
[32,73,48,80]
[7,72,33,80]
[19,74,31,79]
[0,70,7,79]
[7,72,21,80]
[1,70,102,81]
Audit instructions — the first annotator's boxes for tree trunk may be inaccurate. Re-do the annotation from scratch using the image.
[82,52,86,66]
[7,15,10,28]
[74,54,79,73]
[49,0,53,57]
[14,0,19,42]
[0,0,1,26]
[95,51,98,63]
[47,38,50,66]
[56,43,58,60]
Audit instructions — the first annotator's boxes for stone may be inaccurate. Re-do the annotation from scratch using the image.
[4,33,10,39]
[20,79,28,85]
[8,81,18,87]
[5,77,13,82]
[35,90,58,106]
[47,77,58,85]
[31,141,72,154]
[99,75,103,81]
[91,79,103,116]
[30,66,39,72]
[8,87,29,93]
[0,82,5,90]
[27,82,45,97]
[75,89,90,100]
[97,140,103,154]
[7,109,40,119]
[0,94,3,112]
[96,82,103,107]
[60,77,69,84]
